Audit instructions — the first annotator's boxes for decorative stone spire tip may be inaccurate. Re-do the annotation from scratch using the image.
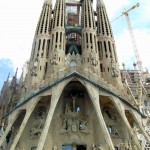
[97,0,105,6]
[44,0,52,4]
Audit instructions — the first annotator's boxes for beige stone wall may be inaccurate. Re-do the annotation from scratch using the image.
[1,78,149,149]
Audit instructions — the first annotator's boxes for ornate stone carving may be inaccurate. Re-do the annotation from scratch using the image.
[52,146,57,150]
[61,94,89,134]
[30,122,43,139]
[60,118,89,134]
[103,107,117,121]
[65,54,71,65]
[76,54,81,65]
[36,106,46,119]
[65,103,72,114]
[97,146,103,150]
[90,53,98,66]
[119,142,131,150]
[72,119,78,132]
[52,49,58,65]
[0,125,4,139]
[0,146,5,150]
[133,145,138,150]
[30,66,37,76]
[65,53,81,66]
[79,120,89,133]
[110,59,118,77]
[92,145,97,150]
[92,145,103,150]
[108,126,122,139]
[30,59,39,76]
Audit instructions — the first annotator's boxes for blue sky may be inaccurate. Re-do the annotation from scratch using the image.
[0,0,150,90]
[0,59,14,87]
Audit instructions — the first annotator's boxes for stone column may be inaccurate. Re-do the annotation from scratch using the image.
[85,82,114,150]
[10,97,40,149]
[131,111,150,144]
[37,82,66,150]
[0,109,19,147]
[111,97,142,149]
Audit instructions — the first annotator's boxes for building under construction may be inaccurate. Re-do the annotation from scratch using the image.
[0,0,150,149]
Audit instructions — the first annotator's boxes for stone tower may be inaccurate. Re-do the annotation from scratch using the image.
[0,0,150,149]
[96,0,121,86]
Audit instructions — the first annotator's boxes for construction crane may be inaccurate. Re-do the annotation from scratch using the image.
[123,3,143,72]
[113,3,146,104]
[113,3,143,72]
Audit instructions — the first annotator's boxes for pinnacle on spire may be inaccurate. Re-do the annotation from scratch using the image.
[19,69,24,84]
[1,73,10,90]
[10,68,18,88]
[44,0,52,4]
[15,68,18,78]
[97,0,105,6]
[6,72,10,83]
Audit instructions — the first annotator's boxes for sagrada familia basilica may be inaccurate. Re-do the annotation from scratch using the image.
[0,0,150,149]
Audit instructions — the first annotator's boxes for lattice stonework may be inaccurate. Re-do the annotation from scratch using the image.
[145,142,150,150]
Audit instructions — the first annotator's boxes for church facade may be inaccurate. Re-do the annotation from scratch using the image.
[0,0,150,149]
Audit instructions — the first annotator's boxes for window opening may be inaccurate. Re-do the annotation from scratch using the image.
[38,39,41,51]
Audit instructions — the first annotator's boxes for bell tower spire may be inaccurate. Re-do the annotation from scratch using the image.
[96,0,122,85]
[49,0,66,67]
[28,0,53,85]
[81,0,100,74]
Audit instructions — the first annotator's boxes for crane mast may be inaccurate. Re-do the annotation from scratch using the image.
[122,3,143,72]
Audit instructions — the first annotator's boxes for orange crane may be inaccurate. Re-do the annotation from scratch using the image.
[113,3,143,72]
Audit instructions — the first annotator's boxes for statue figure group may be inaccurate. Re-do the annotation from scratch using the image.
[60,118,89,133]
[92,144,103,150]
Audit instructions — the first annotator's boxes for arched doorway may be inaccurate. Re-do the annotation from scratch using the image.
[99,96,129,149]
[4,109,26,149]
[44,81,103,149]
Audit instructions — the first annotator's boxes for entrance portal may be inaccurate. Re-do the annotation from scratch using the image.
[77,145,86,150]
[62,145,72,150]
[62,145,86,150]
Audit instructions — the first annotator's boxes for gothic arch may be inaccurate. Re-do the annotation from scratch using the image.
[43,79,112,149]
[125,110,135,128]
[15,96,51,149]
[108,96,142,149]
[99,96,129,149]
[125,109,150,145]
[3,109,26,149]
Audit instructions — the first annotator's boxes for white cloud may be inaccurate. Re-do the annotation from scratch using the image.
[134,29,150,71]
[104,0,130,19]
[115,28,150,71]
[0,0,43,76]
[140,0,150,21]
[115,29,135,69]
[92,0,130,20]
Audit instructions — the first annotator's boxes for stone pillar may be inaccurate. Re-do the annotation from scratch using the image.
[85,82,114,149]
[81,0,100,74]
[111,97,142,149]
[96,0,122,86]
[10,97,40,149]
[0,109,19,147]
[37,82,66,150]
[131,111,150,144]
